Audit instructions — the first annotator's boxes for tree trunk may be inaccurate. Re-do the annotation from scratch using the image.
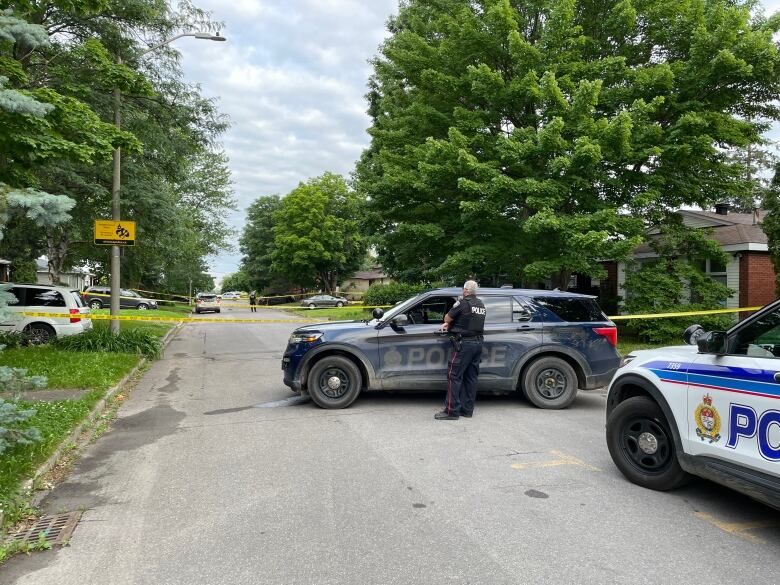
[551,269,571,291]
[46,227,69,285]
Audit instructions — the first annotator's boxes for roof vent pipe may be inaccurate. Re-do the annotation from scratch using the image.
[714,202,730,215]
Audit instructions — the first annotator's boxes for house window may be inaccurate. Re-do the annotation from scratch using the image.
[695,258,728,288]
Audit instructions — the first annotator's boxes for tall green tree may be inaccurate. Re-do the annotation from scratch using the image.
[357,0,780,288]
[0,1,235,291]
[763,161,780,296]
[239,195,283,291]
[272,173,366,293]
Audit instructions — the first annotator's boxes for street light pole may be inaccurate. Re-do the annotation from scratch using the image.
[109,32,225,334]
[109,58,123,334]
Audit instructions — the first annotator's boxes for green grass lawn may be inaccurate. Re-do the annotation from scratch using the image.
[92,307,186,320]
[0,347,140,390]
[92,319,173,338]
[286,306,374,321]
[0,389,104,527]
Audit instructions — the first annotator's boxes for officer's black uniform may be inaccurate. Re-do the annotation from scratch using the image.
[440,295,486,418]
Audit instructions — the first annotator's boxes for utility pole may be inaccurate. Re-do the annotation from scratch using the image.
[108,32,225,334]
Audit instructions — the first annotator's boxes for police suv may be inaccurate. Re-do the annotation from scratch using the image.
[606,300,780,510]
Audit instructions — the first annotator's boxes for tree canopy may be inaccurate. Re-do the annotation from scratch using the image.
[0,1,235,294]
[356,0,780,288]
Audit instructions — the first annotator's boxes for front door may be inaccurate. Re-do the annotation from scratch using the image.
[376,294,456,390]
[686,306,780,476]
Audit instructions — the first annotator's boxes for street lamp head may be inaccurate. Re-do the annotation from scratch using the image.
[194,31,226,41]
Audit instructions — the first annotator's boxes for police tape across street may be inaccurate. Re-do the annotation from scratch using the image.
[21,305,764,324]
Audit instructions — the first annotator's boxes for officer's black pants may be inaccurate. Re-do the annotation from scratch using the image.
[444,339,482,416]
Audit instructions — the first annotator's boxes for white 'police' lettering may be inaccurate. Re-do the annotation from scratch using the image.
[472,307,486,315]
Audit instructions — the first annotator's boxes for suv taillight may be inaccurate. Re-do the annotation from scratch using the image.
[593,327,617,346]
[70,308,81,323]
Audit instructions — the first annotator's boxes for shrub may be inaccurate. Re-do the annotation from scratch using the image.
[362,282,429,306]
[0,331,29,349]
[53,328,162,358]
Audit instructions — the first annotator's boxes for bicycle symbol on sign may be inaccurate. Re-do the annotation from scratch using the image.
[115,224,130,238]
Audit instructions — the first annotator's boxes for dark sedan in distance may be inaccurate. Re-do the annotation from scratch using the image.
[300,294,348,309]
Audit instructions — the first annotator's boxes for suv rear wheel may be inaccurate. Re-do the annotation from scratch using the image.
[24,323,55,345]
[308,356,362,409]
[89,299,103,309]
[606,396,689,491]
[521,356,578,409]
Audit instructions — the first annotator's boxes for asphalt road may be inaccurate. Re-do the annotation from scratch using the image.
[3,307,780,584]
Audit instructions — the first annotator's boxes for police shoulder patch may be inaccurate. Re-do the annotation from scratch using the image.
[452,300,460,309]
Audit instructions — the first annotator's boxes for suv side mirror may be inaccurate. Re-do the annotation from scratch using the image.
[391,314,409,328]
[697,331,727,355]
[372,307,384,320]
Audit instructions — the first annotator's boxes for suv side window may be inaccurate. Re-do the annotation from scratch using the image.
[533,296,605,322]
[406,295,456,325]
[731,306,780,357]
[482,296,512,324]
[8,287,27,306]
[29,289,66,307]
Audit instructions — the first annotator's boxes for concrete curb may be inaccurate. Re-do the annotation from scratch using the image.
[22,322,183,509]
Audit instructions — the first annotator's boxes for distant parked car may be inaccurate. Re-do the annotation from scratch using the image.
[220,291,240,300]
[195,293,221,314]
[82,286,158,310]
[299,294,348,309]
[1,283,92,344]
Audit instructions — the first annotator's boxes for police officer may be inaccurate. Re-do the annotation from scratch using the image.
[435,280,486,420]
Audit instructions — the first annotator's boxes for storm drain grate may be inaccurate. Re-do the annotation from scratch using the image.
[10,511,82,546]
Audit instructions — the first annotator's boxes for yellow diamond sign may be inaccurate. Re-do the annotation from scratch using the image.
[94,220,136,246]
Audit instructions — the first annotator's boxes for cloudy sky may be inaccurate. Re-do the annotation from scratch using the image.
[178,0,780,284]
[177,0,398,283]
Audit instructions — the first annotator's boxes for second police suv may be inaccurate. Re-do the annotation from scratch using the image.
[282,287,621,410]
[606,299,780,510]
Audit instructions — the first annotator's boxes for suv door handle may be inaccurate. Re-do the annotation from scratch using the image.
[774,372,780,383]
[517,325,532,330]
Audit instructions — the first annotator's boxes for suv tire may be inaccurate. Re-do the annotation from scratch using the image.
[89,299,103,309]
[522,356,578,409]
[606,396,689,491]
[308,356,362,409]
[24,323,55,345]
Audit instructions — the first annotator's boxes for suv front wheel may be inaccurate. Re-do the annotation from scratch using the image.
[521,356,578,409]
[308,356,362,409]
[89,299,103,309]
[606,396,689,491]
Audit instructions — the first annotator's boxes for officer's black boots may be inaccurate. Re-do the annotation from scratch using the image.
[434,410,459,420]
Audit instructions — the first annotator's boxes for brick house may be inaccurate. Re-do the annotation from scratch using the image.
[598,207,777,312]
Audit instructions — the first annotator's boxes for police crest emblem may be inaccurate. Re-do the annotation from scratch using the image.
[694,394,721,443]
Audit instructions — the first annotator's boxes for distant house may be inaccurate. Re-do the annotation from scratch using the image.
[339,267,393,299]
[599,206,776,311]
[36,258,95,290]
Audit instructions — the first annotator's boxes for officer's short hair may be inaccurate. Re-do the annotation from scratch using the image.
[463,280,478,294]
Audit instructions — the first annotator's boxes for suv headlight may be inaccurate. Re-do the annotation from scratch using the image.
[289,332,323,344]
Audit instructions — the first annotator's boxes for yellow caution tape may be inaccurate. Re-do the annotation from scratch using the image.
[21,311,321,324]
[608,306,762,321]
[23,306,763,325]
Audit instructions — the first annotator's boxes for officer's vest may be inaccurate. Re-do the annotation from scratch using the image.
[452,296,486,336]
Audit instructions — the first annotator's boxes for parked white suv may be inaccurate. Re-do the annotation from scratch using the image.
[0,283,92,344]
